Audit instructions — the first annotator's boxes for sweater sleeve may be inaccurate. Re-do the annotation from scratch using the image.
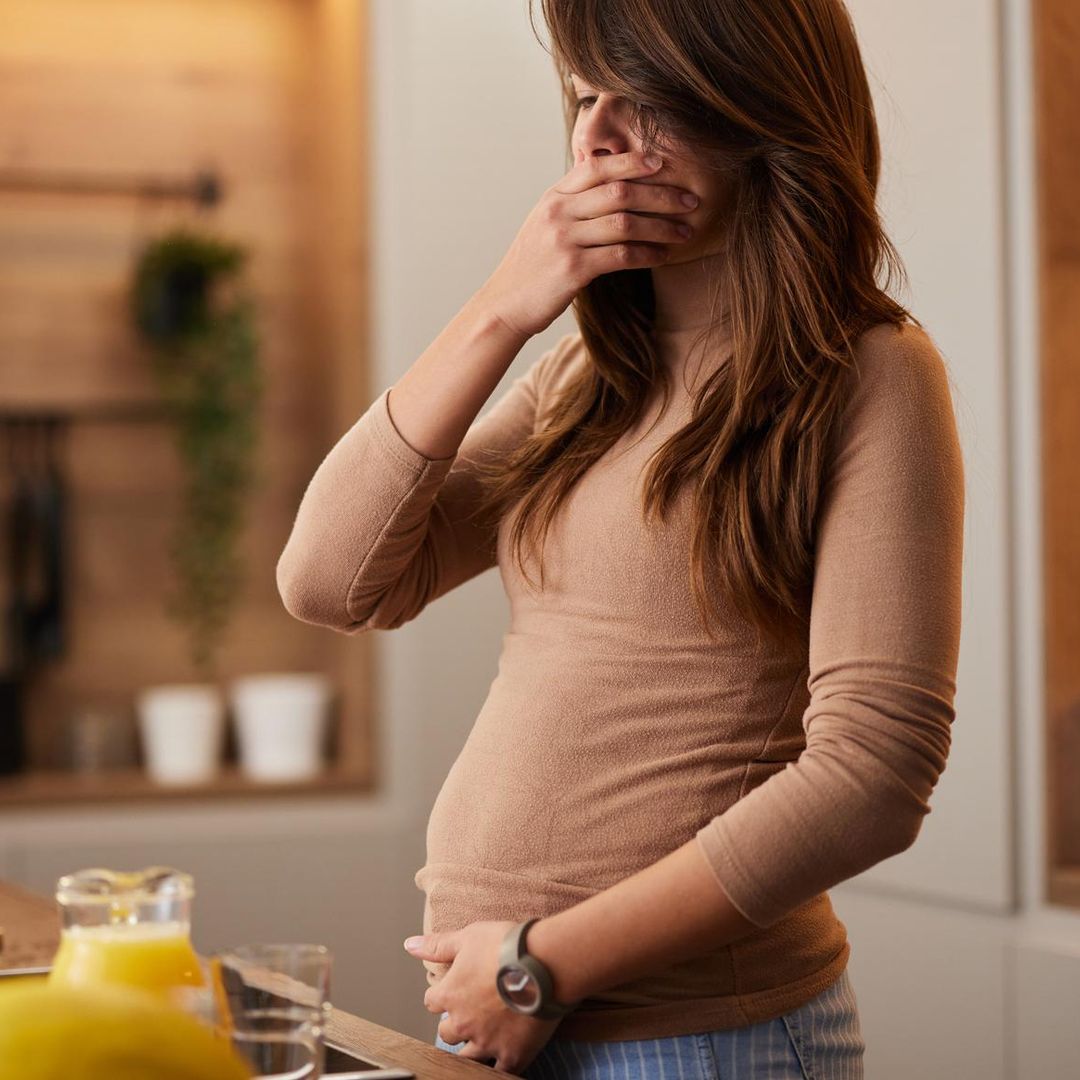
[276,333,578,633]
[694,323,966,929]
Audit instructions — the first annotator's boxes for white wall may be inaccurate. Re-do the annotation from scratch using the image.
[4,1,1079,1073]
[369,0,577,827]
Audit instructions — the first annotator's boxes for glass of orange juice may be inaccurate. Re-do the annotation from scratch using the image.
[48,867,207,1010]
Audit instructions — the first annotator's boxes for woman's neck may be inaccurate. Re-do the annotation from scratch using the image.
[649,246,728,332]
[652,322,732,399]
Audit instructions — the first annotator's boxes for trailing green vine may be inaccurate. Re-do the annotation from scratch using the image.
[130,227,262,679]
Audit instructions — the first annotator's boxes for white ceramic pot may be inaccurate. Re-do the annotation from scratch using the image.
[229,673,332,782]
[135,683,225,785]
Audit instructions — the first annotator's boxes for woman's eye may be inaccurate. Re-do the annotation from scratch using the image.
[575,96,597,111]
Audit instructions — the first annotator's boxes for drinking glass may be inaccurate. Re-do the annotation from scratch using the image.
[212,943,332,1080]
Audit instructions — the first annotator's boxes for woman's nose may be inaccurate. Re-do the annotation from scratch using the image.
[574,104,635,162]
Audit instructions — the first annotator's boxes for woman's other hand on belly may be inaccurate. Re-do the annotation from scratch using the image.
[405,919,565,1074]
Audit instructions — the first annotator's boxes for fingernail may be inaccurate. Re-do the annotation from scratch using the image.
[680,192,699,207]
[404,936,423,951]
[644,154,662,169]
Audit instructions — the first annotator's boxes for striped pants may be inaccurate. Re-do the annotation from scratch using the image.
[435,967,865,1078]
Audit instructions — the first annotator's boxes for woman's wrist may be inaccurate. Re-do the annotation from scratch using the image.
[525,913,589,1006]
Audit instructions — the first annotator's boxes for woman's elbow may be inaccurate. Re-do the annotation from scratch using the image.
[276,552,313,622]
[276,548,335,626]
[276,552,379,634]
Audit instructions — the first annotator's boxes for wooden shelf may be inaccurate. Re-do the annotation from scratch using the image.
[0,765,374,808]
[0,401,169,423]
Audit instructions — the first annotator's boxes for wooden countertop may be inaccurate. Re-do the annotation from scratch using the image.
[0,880,510,1079]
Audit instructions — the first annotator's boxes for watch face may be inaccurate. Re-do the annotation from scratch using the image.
[496,963,541,1012]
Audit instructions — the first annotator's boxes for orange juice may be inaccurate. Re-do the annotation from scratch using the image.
[50,866,206,1009]
[48,921,205,998]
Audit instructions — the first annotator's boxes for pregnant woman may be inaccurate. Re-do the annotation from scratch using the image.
[277,0,964,1076]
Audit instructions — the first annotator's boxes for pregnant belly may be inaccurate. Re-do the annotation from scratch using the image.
[424,703,736,893]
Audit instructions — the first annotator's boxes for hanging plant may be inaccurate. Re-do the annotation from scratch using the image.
[130,226,262,680]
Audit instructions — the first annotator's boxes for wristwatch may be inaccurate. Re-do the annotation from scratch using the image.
[495,918,578,1020]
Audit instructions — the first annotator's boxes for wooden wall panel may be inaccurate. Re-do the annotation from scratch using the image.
[1034,0,1080,902]
[0,0,373,787]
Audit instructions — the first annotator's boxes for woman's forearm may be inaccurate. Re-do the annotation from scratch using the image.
[526,837,761,1006]
[386,289,532,461]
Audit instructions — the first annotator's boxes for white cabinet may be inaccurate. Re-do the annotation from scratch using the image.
[1012,941,1080,1079]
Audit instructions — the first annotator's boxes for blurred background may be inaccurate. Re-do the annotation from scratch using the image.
[0,1,1076,1076]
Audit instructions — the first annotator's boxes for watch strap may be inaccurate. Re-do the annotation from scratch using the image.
[496,918,576,1020]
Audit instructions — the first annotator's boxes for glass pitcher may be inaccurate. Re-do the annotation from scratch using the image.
[48,866,206,1002]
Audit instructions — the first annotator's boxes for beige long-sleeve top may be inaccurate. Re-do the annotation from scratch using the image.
[276,321,965,1042]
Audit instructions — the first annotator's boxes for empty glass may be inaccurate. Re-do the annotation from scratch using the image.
[212,943,332,1080]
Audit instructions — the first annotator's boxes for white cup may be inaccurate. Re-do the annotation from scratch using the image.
[229,673,332,782]
[136,683,225,784]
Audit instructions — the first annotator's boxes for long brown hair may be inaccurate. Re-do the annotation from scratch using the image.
[474,0,919,651]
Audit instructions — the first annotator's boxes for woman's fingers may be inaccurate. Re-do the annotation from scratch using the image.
[437,1025,498,1066]
[554,148,663,195]
[456,1043,497,1065]
[569,207,693,250]
[574,174,700,223]
[475,150,694,338]
[437,1014,463,1044]
[560,150,697,262]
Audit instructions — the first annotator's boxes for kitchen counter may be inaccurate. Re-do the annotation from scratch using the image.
[0,879,510,1079]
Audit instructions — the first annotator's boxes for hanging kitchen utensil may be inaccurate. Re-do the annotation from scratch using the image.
[5,419,67,668]
[29,418,67,662]
[0,417,70,774]
[0,420,29,773]
[7,420,37,677]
